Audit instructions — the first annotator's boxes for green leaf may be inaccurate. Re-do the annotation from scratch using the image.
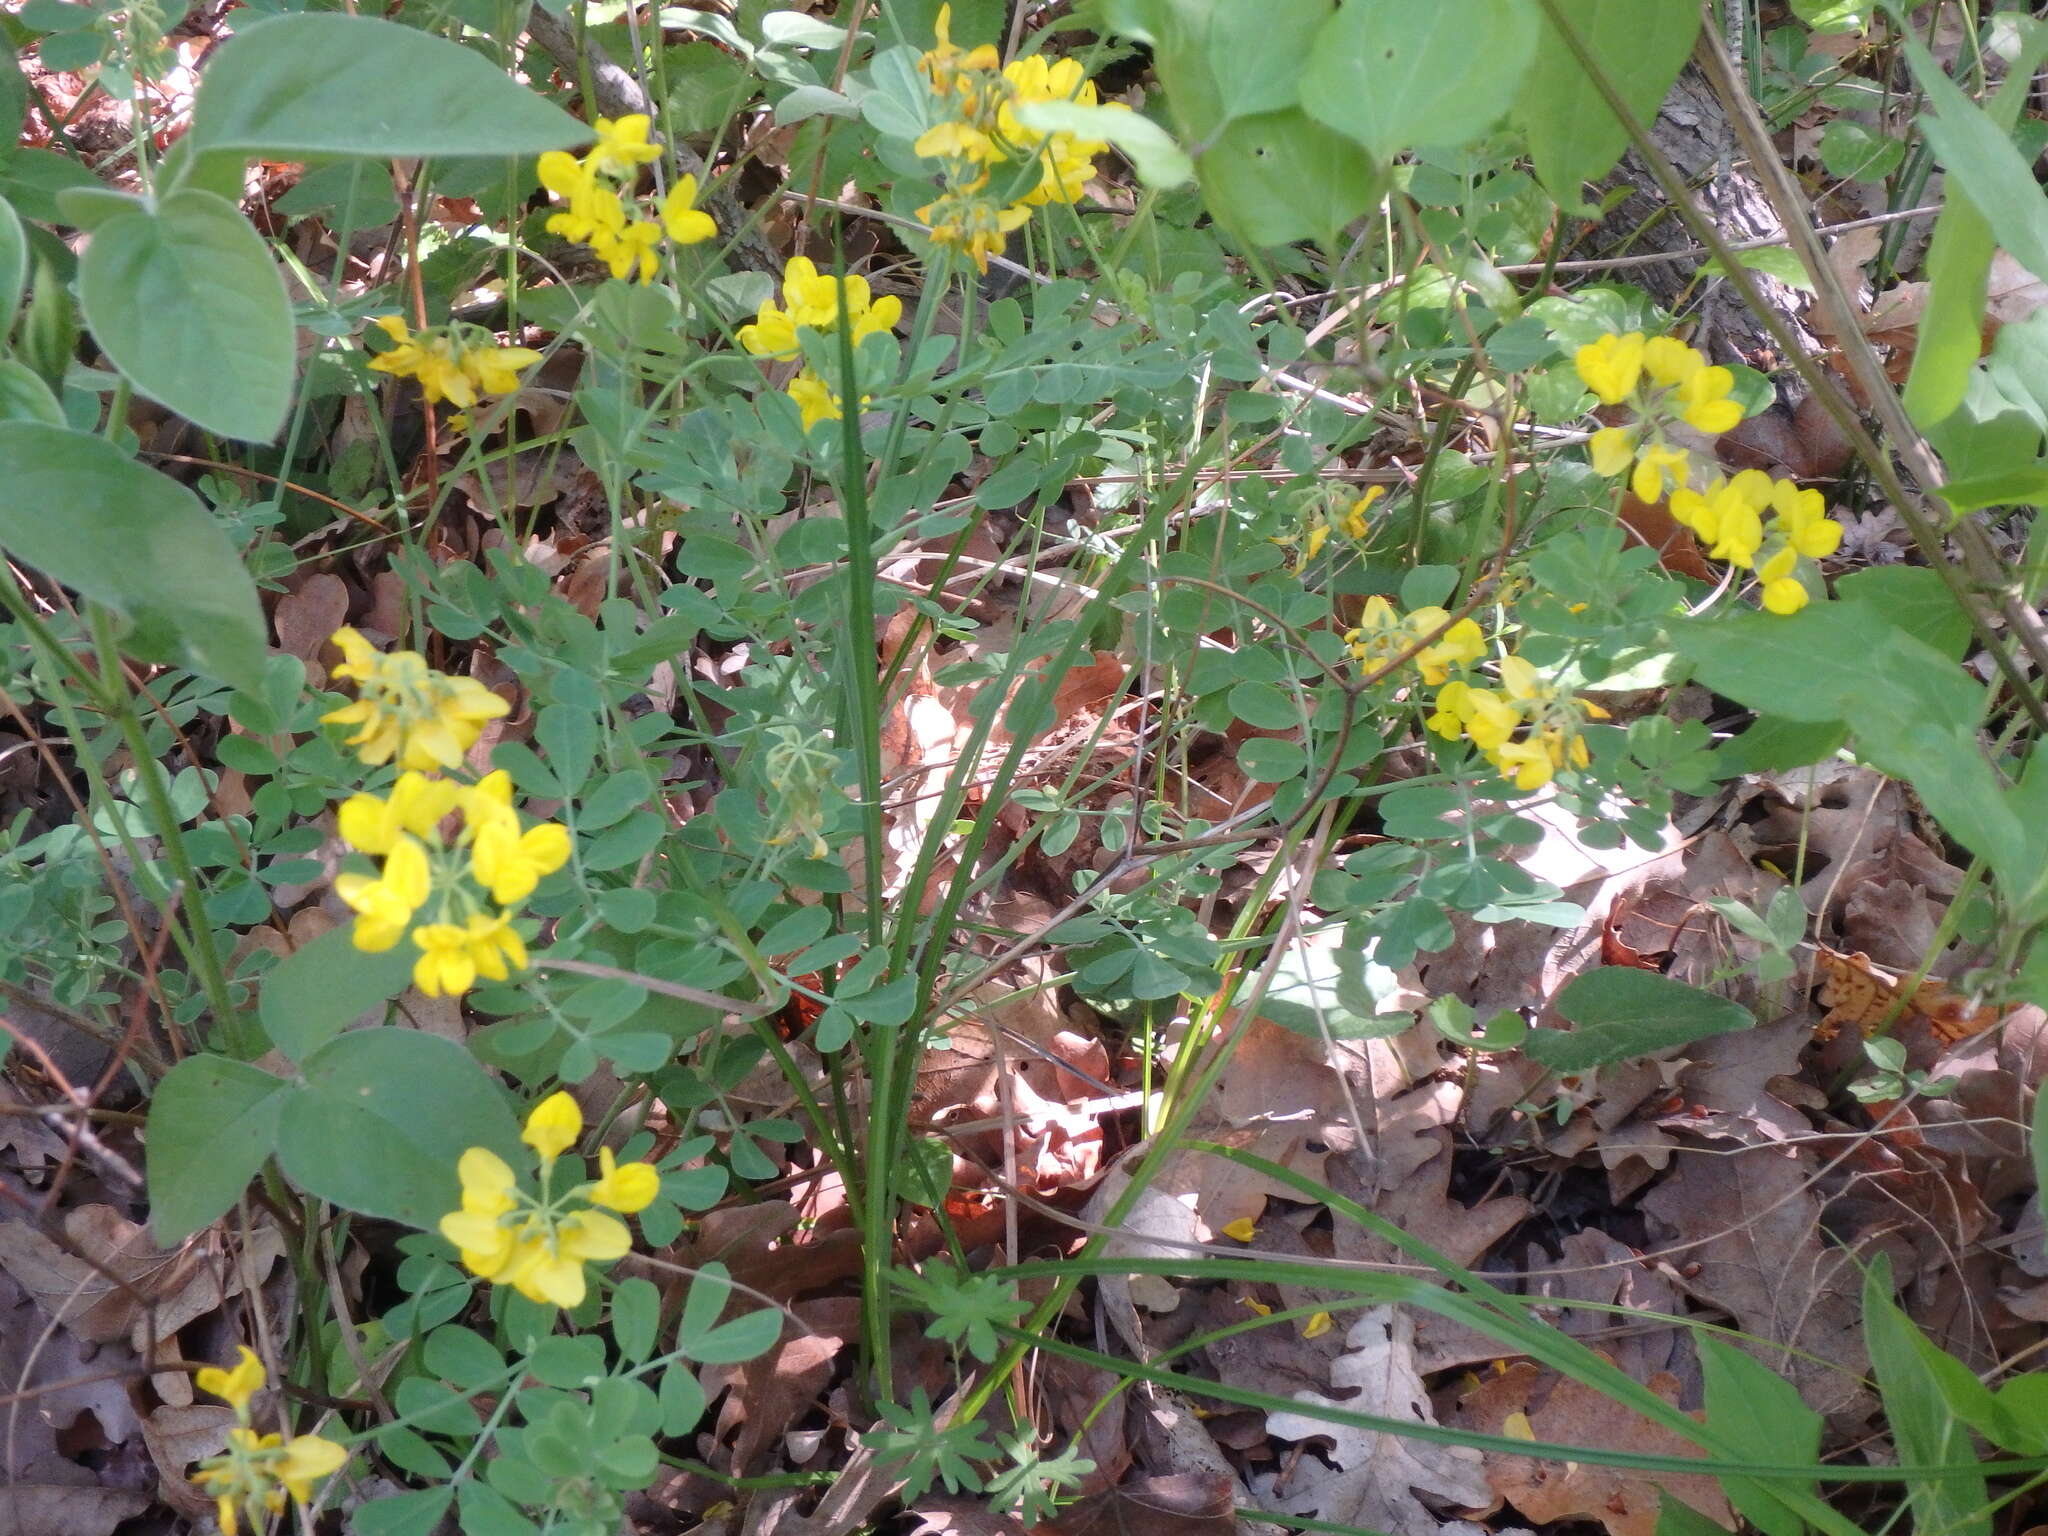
[190,14,590,158]
[1206,0,1332,122]
[1300,0,1536,160]
[611,1276,661,1362]
[0,194,25,336]
[1834,566,1974,659]
[1817,119,1903,182]
[0,37,26,152]
[1699,245,1816,293]
[349,1489,455,1536]
[1010,100,1193,189]
[1904,195,1996,430]
[1862,1258,1990,1536]
[1902,34,2048,285]
[1699,1335,1821,1536]
[78,189,294,442]
[1708,714,1848,779]
[1512,0,1701,203]
[0,423,269,693]
[1197,108,1385,247]
[0,358,63,427]
[1523,968,1751,1072]
[0,148,102,225]
[276,1028,522,1227]
[259,925,419,1063]
[146,1055,287,1243]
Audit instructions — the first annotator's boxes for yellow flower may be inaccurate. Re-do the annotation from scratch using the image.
[737,301,800,360]
[587,1146,661,1212]
[1303,522,1330,562]
[660,175,717,244]
[1676,362,1743,433]
[1494,738,1556,791]
[914,119,1003,165]
[190,1419,346,1535]
[337,772,461,855]
[523,1091,583,1162]
[366,316,475,407]
[1772,481,1842,558]
[1640,335,1702,388]
[919,3,1001,96]
[412,912,527,997]
[466,776,572,905]
[439,1147,523,1275]
[1574,331,1644,405]
[321,628,510,772]
[917,186,1032,273]
[1407,608,1485,685]
[1338,487,1384,539]
[587,113,663,175]
[1588,425,1637,478]
[1302,1310,1334,1339]
[334,834,431,952]
[786,368,842,431]
[1629,443,1690,505]
[463,344,543,397]
[503,1208,632,1308]
[1221,1216,1258,1242]
[1762,576,1810,615]
[195,1347,266,1414]
[275,1434,348,1504]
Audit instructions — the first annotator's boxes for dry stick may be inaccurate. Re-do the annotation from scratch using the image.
[1493,202,1944,276]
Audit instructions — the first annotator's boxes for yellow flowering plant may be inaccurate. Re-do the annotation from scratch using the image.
[907,5,1123,272]
[439,1091,660,1308]
[366,316,542,413]
[734,254,904,430]
[535,112,717,283]
[1572,331,1843,615]
[189,1347,348,1536]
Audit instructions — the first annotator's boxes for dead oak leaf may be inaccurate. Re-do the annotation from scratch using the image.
[1458,1361,1732,1536]
[1252,1305,1494,1536]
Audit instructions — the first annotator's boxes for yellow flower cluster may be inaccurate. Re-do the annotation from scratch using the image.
[322,628,570,995]
[536,114,717,284]
[1278,486,1383,567]
[440,1091,660,1308]
[1573,332,1843,615]
[322,627,509,772]
[909,5,1120,271]
[366,316,540,410]
[1669,469,1844,615]
[1574,332,1743,503]
[1343,594,1484,684]
[1427,656,1610,793]
[736,256,902,430]
[190,1347,347,1536]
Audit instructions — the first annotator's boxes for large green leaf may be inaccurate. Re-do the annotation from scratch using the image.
[1522,967,1750,1072]
[259,926,421,1064]
[1300,0,1536,160]
[276,1028,523,1228]
[191,14,590,158]
[1511,0,1700,204]
[146,1055,287,1243]
[1902,194,1996,430]
[0,423,269,692]
[79,189,294,442]
[1698,1335,1821,1536]
[1197,109,1384,247]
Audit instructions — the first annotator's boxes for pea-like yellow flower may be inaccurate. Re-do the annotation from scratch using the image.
[366,317,538,409]
[1344,597,1486,686]
[411,912,528,998]
[589,1146,661,1212]
[918,3,1001,98]
[1588,426,1637,479]
[467,772,573,904]
[586,113,664,175]
[661,175,717,245]
[1338,486,1384,540]
[334,834,431,952]
[523,1090,583,1161]
[321,627,510,772]
[194,1347,266,1415]
[1675,363,1743,433]
[337,771,461,855]
[1574,331,1645,405]
[438,1099,661,1309]
[735,256,901,424]
[916,184,1031,273]
[786,369,842,431]
[1428,656,1605,793]
[1629,443,1691,505]
[190,1349,347,1536]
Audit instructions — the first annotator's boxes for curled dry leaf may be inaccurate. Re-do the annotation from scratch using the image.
[1456,1360,1732,1536]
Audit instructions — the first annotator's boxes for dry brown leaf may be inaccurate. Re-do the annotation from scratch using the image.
[273,572,349,671]
[705,1297,856,1475]
[0,1485,152,1536]
[1041,1472,1237,1536]
[1252,1306,1496,1536]
[1457,1361,1732,1536]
